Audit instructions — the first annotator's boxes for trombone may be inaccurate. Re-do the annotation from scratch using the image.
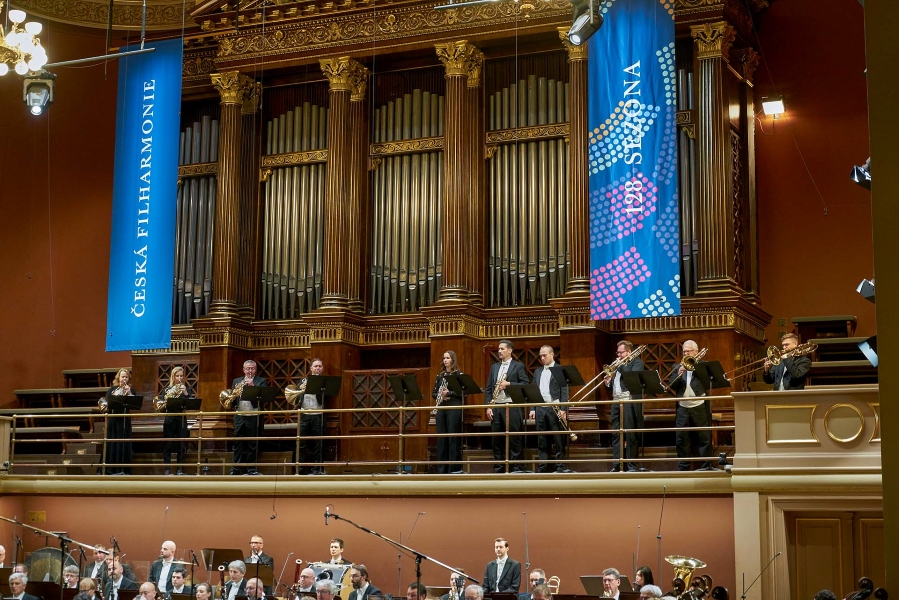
[723,342,817,382]
[569,344,648,403]
[666,347,708,390]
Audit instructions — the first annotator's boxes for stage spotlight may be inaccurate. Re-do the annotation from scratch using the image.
[856,278,875,304]
[761,95,785,119]
[567,0,603,46]
[858,335,877,368]
[23,70,55,116]
[851,157,871,190]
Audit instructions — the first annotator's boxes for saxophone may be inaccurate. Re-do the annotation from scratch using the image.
[284,379,308,408]
[154,383,186,412]
[98,385,128,413]
[219,381,246,410]
[432,376,449,416]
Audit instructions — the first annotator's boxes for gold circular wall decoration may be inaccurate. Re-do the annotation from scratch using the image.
[823,403,864,443]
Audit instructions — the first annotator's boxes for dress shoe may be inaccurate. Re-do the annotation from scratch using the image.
[450,470,467,475]
[176,469,185,475]
[230,468,242,475]
[311,469,325,475]
[609,465,621,472]
[246,469,261,475]
[164,468,171,476]
[556,468,575,474]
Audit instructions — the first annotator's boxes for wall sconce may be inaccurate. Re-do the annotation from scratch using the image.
[761,95,785,119]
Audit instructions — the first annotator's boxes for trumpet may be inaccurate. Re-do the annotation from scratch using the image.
[219,381,246,410]
[489,372,507,404]
[570,344,648,403]
[285,379,308,408]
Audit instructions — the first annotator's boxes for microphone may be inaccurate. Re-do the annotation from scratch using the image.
[324,506,330,526]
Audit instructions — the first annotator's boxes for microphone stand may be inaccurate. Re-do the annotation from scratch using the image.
[328,510,479,599]
[0,515,103,600]
[740,552,781,600]
[13,533,22,567]
[77,547,87,580]
[190,550,200,600]
[397,512,424,596]
[521,513,530,572]
[656,485,666,579]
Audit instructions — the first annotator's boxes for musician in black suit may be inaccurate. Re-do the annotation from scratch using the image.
[83,546,109,580]
[440,569,467,600]
[603,340,645,472]
[149,540,177,593]
[763,333,812,390]
[169,568,191,596]
[230,360,267,475]
[433,350,464,474]
[485,340,530,473]
[482,538,521,593]
[103,368,135,475]
[161,366,194,476]
[326,538,350,565]
[295,358,326,475]
[9,573,39,600]
[348,565,381,600]
[669,340,713,471]
[224,561,247,600]
[246,535,275,568]
[104,560,139,600]
[529,347,572,473]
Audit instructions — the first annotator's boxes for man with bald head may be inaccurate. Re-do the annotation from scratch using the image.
[295,569,316,593]
[669,339,714,471]
[149,541,177,594]
[245,578,265,600]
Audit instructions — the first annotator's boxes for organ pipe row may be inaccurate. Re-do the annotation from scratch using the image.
[488,75,570,306]
[370,90,446,314]
[173,115,219,325]
[261,102,329,319]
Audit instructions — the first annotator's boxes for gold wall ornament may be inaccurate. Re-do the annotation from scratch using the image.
[370,136,445,157]
[261,149,330,168]
[676,110,696,139]
[349,64,370,101]
[242,81,262,114]
[738,47,760,83]
[690,21,736,61]
[485,146,498,160]
[675,0,723,9]
[823,403,865,444]
[211,71,257,104]
[486,123,570,144]
[260,167,273,183]
[435,40,483,81]
[178,162,219,178]
[369,157,382,171]
[9,0,186,30]
[320,55,366,92]
[558,26,588,61]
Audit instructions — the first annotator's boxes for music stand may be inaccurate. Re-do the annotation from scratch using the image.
[555,365,586,388]
[504,384,542,407]
[484,593,518,600]
[387,375,423,403]
[303,375,342,398]
[620,370,667,396]
[165,397,203,411]
[443,373,483,397]
[246,564,274,594]
[201,548,245,573]
[107,395,144,410]
[692,361,731,391]
[241,386,279,406]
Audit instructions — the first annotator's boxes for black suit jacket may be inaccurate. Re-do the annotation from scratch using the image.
[225,580,247,597]
[532,364,570,410]
[168,586,192,596]
[83,560,107,579]
[763,356,812,390]
[669,363,707,398]
[246,552,275,569]
[482,558,521,593]
[348,584,382,600]
[149,559,175,590]
[21,594,40,600]
[232,376,268,408]
[485,360,529,405]
[606,359,645,399]
[105,577,139,600]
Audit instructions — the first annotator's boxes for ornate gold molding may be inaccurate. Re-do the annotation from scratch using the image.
[435,40,484,85]
[486,123,570,145]
[211,71,257,105]
[675,0,723,8]
[600,308,767,341]
[10,0,186,30]
[350,65,370,102]
[320,56,367,93]
[370,136,445,157]
[370,157,383,171]
[178,162,219,178]
[242,81,262,114]
[676,110,696,139]
[558,26,588,61]
[738,48,760,83]
[485,146,498,160]
[182,51,217,82]
[691,21,736,61]
[262,149,329,168]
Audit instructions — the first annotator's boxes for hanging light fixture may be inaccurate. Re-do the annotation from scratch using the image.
[567,0,603,46]
[0,1,49,76]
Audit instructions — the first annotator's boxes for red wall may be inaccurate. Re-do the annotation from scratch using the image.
[755,0,875,341]
[0,493,736,596]
[0,23,131,395]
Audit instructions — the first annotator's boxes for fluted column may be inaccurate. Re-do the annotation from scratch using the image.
[436,40,483,303]
[347,65,371,313]
[466,49,486,305]
[238,83,262,318]
[210,71,257,315]
[559,29,590,296]
[320,56,367,310]
[691,22,738,294]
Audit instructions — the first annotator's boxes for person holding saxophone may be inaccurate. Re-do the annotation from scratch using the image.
[485,340,529,473]
[433,350,464,474]
[158,366,194,476]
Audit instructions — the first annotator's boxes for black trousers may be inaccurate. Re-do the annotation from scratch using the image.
[535,405,567,472]
[162,414,188,467]
[610,396,642,471]
[299,412,324,472]
[436,400,463,473]
[675,401,713,470]
[491,405,524,472]
[232,413,259,473]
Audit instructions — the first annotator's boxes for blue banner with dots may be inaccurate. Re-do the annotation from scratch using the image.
[587,0,680,320]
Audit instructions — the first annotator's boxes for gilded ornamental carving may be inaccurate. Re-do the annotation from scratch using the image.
[211,71,257,105]
[370,137,445,157]
[320,56,367,93]
[485,123,570,145]
[690,21,736,60]
[11,0,186,30]
[435,40,484,86]
[558,27,588,61]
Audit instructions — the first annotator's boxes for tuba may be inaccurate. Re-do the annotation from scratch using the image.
[284,379,308,408]
[664,555,706,598]
[219,381,246,410]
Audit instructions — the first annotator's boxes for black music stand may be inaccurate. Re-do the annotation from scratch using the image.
[241,386,279,406]
[443,373,483,397]
[484,593,519,600]
[692,361,731,391]
[165,397,203,411]
[555,365,586,388]
[504,383,542,408]
[107,395,144,410]
[387,375,423,403]
[201,547,244,573]
[303,375,342,398]
[246,564,274,595]
[620,370,667,396]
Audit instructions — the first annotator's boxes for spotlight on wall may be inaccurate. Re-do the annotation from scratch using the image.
[761,95,785,119]
[851,157,871,190]
[856,278,875,304]
[23,70,55,115]
[567,0,603,46]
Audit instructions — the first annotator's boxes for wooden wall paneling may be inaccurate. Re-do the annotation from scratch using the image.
[854,515,885,586]
[789,513,854,599]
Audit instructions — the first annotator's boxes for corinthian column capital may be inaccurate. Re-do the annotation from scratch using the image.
[690,21,736,60]
[558,27,589,61]
[435,40,484,86]
[211,71,257,105]
[350,65,370,102]
[320,56,367,93]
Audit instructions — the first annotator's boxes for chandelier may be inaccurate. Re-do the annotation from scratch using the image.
[0,1,48,76]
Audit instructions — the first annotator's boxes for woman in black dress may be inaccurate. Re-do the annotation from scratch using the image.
[161,366,194,475]
[102,367,134,475]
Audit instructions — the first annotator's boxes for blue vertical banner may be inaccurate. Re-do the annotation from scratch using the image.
[587,0,680,319]
[106,39,183,351]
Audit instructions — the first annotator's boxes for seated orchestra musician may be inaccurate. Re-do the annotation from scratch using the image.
[638,585,663,599]
[601,569,623,600]
[105,559,139,600]
[79,578,100,600]
[295,568,316,593]
[224,560,248,599]
[159,366,194,476]
[530,584,552,600]
[633,566,654,590]
[246,578,265,600]
[406,583,427,600]
[316,580,340,600]
[348,565,381,600]
[169,568,191,596]
[442,569,466,600]
[138,582,158,600]
[64,565,80,589]
[9,572,39,600]
[520,569,546,600]
[194,582,213,600]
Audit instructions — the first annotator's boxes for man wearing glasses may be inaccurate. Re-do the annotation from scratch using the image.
[348,565,381,600]
[519,569,546,600]
[315,580,339,600]
[601,569,622,600]
[138,583,157,600]
[295,569,316,594]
